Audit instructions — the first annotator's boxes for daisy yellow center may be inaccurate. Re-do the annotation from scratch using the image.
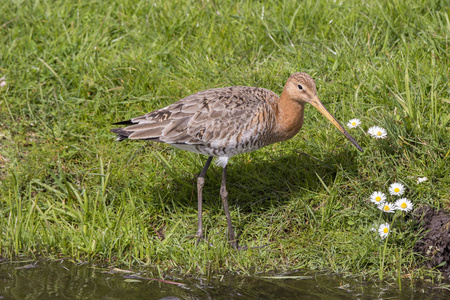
[375,196,381,202]
[384,205,390,211]
[383,228,388,233]
[401,203,407,209]
[352,122,356,126]
[377,131,382,136]
[394,188,400,193]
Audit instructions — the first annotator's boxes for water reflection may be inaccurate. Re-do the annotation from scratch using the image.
[0,260,448,299]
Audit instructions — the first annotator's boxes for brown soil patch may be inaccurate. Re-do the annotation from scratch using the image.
[413,205,450,274]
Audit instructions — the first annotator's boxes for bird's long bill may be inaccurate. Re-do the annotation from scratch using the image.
[310,97,363,152]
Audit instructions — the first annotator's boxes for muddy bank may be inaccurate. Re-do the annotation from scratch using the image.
[413,205,450,275]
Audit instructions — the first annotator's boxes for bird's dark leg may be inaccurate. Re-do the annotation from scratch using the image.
[196,156,213,242]
[220,164,237,249]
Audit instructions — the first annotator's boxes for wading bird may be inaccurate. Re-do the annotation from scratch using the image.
[111,73,363,249]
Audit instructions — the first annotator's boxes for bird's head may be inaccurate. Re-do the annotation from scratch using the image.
[284,72,363,152]
[283,72,318,104]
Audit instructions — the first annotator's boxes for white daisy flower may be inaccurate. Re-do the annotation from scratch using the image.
[369,191,386,205]
[417,177,428,184]
[0,76,6,87]
[378,202,396,213]
[378,223,390,239]
[367,126,387,139]
[395,198,413,212]
[347,119,361,129]
[389,182,405,196]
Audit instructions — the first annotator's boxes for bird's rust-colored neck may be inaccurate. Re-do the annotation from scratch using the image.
[274,87,306,142]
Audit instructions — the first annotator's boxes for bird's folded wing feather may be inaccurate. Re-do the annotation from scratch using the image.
[119,86,279,149]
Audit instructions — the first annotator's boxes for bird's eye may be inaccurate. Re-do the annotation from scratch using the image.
[298,84,303,90]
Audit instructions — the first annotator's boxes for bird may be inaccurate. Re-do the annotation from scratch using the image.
[111,72,363,249]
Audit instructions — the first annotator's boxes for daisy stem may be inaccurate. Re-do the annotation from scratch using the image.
[378,213,400,281]
[358,127,366,135]
[379,235,388,281]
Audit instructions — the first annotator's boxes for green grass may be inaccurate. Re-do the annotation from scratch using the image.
[0,0,449,281]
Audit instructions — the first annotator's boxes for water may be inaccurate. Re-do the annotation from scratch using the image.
[0,259,448,299]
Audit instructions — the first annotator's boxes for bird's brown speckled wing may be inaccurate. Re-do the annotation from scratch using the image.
[111,86,279,157]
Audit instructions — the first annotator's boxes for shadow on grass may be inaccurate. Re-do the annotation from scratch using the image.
[150,146,360,218]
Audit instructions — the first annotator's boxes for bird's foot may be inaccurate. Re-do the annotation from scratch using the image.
[188,233,214,247]
[196,235,205,245]
[230,240,238,250]
[193,228,203,242]
[236,244,246,251]
[185,233,205,243]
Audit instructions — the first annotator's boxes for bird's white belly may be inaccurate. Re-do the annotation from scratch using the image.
[169,139,267,158]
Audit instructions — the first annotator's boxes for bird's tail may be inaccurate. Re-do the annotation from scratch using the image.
[111,119,134,141]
